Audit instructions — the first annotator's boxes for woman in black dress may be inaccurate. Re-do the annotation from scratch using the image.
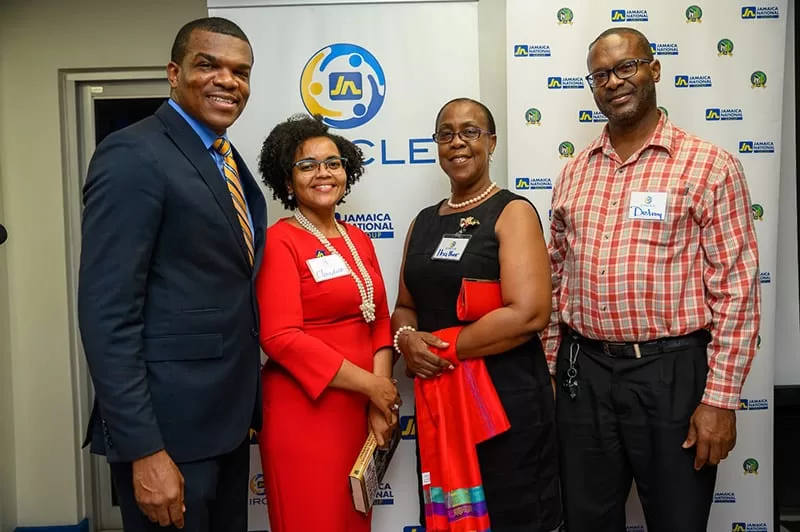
[391,98,561,531]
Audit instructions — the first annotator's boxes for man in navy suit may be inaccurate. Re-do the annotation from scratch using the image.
[78,17,266,531]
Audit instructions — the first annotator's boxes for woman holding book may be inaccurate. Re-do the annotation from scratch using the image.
[391,98,562,531]
[255,114,400,532]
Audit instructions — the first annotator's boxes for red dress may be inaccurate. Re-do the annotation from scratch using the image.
[255,219,392,532]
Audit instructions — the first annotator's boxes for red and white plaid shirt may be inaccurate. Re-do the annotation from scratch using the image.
[540,114,760,410]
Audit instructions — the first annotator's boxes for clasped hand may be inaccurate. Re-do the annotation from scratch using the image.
[398,330,454,379]
[367,375,401,447]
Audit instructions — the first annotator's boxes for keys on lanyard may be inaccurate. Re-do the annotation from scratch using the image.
[561,342,580,400]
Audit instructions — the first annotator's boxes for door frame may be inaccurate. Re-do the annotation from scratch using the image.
[58,68,169,532]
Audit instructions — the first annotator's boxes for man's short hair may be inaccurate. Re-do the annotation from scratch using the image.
[170,17,252,64]
[588,27,654,61]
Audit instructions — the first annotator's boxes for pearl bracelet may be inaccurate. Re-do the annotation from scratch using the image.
[393,326,416,355]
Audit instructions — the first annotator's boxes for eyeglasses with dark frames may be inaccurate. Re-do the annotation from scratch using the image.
[432,126,495,144]
[585,58,653,88]
[292,157,348,173]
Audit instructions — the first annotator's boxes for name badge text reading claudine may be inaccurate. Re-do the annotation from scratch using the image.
[432,234,471,261]
[306,255,349,282]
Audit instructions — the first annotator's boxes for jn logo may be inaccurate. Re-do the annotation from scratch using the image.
[742,6,757,19]
[400,415,417,440]
[300,43,385,129]
[706,108,720,120]
[675,76,689,87]
[732,524,746,532]
[739,141,754,153]
[514,45,529,57]
[516,177,530,189]
[611,9,626,21]
[548,77,562,88]
[579,110,593,122]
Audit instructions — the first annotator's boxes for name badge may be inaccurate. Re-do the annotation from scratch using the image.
[306,254,349,283]
[432,234,471,261]
[628,191,668,221]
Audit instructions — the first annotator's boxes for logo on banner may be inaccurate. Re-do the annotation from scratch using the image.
[658,106,669,116]
[685,5,703,22]
[717,38,734,56]
[739,141,775,153]
[513,44,552,57]
[714,492,737,503]
[557,7,574,24]
[249,473,267,505]
[403,527,424,532]
[611,9,649,22]
[374,482,394,505]
[300,43,385,129]
[732,523,768,532]
[335,212,394,239]
[649,42,679,56]
[578,110,608,123]
[525,108,542,126]
[760,271,772,283]
[751,71,768,88]
[559,141,575,158]
[515,177,553,190]
[705,108,743,121]
[743,458,760,475]
[675,75,713,88]
[742,5,780,19]
[739,398,769,410]
[400,415,417,440]
[547,76,585,89]
[752,204,764,221]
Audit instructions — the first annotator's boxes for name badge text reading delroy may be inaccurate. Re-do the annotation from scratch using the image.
[629,191,668,221]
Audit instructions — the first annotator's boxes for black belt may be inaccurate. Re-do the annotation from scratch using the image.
[566,328,711,359]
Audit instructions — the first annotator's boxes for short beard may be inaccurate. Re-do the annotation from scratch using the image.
[597,82,656,127]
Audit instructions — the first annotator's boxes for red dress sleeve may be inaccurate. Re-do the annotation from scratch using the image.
[256,224,345,400]
[355,228,392,354]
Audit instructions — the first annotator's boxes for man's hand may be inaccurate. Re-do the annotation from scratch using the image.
[682,403,737,470]
[132,450,186,528]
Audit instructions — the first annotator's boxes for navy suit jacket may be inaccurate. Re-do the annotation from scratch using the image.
[78,102,266,464]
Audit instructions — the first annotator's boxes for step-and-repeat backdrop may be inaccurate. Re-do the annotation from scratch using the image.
[507,2,786,531]
[207,0,479,530]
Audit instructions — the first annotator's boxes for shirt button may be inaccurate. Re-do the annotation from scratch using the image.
[600,269,605,275]
[611,201,617,206]
[604,234,610,240]
[602,305,607,311]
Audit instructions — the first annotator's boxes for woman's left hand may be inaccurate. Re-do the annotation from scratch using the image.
[368,403,397,448]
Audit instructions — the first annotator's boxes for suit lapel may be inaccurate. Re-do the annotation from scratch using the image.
[155,103,251,268]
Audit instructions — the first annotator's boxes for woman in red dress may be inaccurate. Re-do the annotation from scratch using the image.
[254,114,400,532]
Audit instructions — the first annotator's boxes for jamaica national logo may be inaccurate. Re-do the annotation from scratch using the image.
[686,5,703,23]
[717,38,734,57]
[557,7,574,25]
[751,71,767,88]
[742,6,780,19]
[751,204,764,221]
[743,458,760,475]
[300,43,385,129]
[525,108,542,126]
[558,141,575,158]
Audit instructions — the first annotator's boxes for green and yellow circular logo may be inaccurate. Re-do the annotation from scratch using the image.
[751,70,767,88]
[743,458,759,475]
[557,7,574,25]
[525,107,542,126]
[717,38,734,56]
[558,141,575,158]
[752,204,764,221]
[686,5,703,23]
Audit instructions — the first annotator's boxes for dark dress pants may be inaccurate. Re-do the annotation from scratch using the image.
[556,332,717,532]
[110,438,250,532]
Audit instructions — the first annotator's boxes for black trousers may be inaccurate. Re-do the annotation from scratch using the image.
[556,331,716,532]
[111,438,250,532]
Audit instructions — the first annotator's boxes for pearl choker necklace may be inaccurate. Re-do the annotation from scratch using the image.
[447,182,496,209]
[293,211,376,323]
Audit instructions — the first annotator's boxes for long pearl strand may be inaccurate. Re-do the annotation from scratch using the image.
[447,181,496,209]
[294,210,376,323]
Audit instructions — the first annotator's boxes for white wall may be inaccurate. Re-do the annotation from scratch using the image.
[0,0,206,528]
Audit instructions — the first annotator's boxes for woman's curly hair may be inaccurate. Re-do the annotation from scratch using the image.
[257,114,366,210]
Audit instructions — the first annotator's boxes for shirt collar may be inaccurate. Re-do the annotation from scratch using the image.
[168,99,227,150]
[589,110,674,160]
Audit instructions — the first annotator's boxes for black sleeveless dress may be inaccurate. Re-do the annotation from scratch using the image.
[404,189,562,531]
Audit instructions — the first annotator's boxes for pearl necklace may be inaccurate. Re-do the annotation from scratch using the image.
[447,181,496,209]
[294,211,376,323]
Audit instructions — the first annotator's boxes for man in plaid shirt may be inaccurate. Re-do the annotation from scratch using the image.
[542,27,760,532]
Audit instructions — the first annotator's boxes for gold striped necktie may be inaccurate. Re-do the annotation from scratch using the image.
[212,138,254,266]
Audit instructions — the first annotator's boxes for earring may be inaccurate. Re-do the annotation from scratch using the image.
[287,192,294,201]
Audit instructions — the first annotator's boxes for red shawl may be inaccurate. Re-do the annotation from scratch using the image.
[415,326,510,532]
